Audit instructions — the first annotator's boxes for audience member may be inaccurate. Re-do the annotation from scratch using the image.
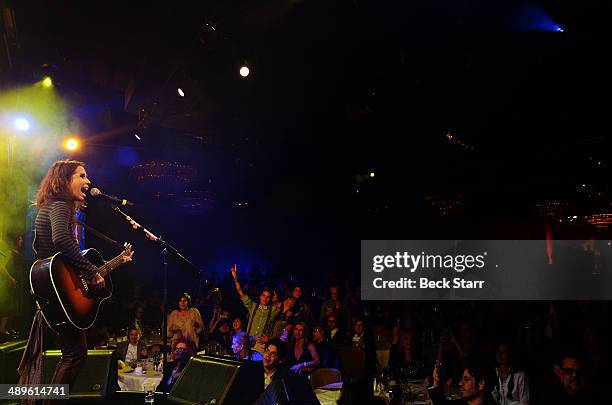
[320,285,351,332]
[312,323,339,369]
[209,318,233,354]
[286,321,320,375]
[231,264,280,353]
[255,339,319,405]
[167,293,204,349]
[117,326,148,362]
[428,360,496,405]
[491,342,529,405]
[550,348,602,404]
[156,336,197,393]
[326,314,346,348]
[233,332,264,361]
[389,329,427,380]
[290,284,311,324]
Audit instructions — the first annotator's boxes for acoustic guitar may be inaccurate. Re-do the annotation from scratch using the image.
[29,243,132,333]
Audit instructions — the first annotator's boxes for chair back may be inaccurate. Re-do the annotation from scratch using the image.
[310,367,342,389]
[338,348,365,375]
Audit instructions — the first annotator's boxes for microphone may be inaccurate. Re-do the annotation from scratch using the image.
[90,188,134,206]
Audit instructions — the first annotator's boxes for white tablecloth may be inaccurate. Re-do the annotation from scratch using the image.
[118,371,163,391]
[315,389,341,405]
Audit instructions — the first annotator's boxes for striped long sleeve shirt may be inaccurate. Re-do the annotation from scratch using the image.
[33,200,98,279]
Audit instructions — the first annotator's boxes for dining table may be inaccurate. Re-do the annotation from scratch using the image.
[118,369,163,392]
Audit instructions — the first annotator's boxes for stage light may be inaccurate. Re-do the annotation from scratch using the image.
[14,118,30,131]
[135,133,141,140]
[554,25,564,32]
[239,66,250,77]
[64,138,79,151]
[42,76,53,88]
[178,88,185,97]
[369,172,375,178]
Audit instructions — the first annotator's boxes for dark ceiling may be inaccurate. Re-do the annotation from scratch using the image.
[1,0,610,279]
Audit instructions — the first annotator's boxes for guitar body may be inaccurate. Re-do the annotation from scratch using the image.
[30,249,114,333]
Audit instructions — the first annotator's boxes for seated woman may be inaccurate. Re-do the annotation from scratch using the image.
[286,321,320,375]
[232,332,263,361]
[117,326,148,363]
[208,318,233,354]
[389,329,427,380]
[231,316,244,337]
[157,336,197,393]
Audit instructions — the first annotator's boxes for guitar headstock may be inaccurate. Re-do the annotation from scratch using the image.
[123,242,133,253]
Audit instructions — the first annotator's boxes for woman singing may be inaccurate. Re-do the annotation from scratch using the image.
[19,160,133,392]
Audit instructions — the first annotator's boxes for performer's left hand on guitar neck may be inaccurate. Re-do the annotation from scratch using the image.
[88,250,134,289]
[122,250,134,264]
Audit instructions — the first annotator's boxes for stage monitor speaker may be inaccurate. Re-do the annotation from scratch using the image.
[43,349,117,400]
[168,354,263,405]
[0,339,27,384]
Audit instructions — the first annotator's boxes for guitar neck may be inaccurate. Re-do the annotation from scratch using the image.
[98,254,124,277]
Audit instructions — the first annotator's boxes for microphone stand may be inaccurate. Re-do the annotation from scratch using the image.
[110,204,198,382]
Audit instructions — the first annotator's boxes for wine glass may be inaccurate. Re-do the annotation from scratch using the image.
[153,351,161,372]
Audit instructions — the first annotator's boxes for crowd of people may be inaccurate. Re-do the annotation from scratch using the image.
[81,261,612,404]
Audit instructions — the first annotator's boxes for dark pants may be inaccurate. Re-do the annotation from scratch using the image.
[43,326,87,405]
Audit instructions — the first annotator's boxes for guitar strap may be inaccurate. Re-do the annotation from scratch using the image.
[76,220,124,250]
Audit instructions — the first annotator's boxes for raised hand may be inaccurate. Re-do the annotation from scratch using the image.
[230,263,238,279]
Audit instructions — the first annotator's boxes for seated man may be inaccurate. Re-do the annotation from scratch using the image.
[233,332,264,361]
[428,361,496,405]
[130,305,146,337]
[550,348,603,403]
[255,339,320,405]
[117,326,148,363]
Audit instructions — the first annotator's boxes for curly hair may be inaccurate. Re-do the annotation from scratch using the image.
[36,159,85,208]
[174,336,197,357]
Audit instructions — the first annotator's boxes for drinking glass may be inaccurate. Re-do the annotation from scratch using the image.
[143,383,156,404]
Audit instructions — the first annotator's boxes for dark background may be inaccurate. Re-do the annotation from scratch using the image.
[1,0,610,298]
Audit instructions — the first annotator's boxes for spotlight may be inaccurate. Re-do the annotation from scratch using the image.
[64,138,79,151]
[134,133,141,140]
[14,118,30,131]
[239,66,250,77]
[178,88,185,97]
[42,76,53,88]
[369,172,375,178]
